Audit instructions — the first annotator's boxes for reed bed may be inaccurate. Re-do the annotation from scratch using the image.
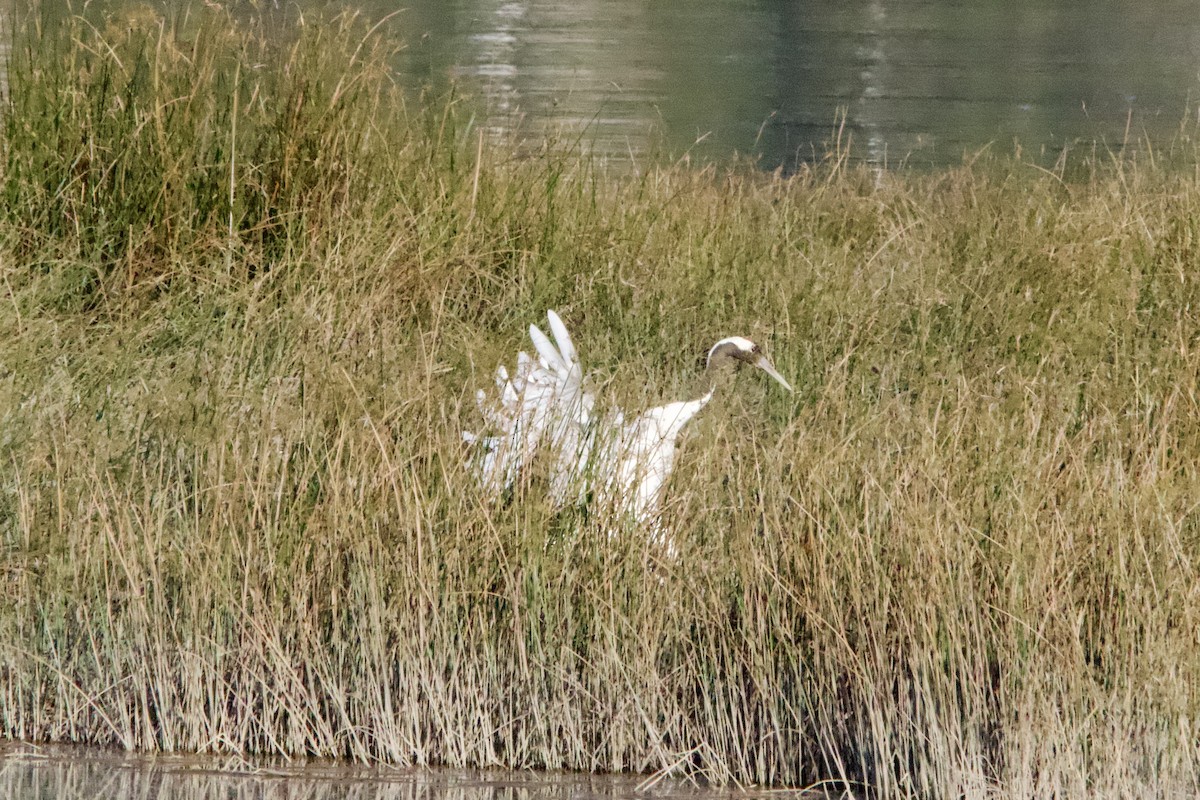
[2,4,1200,798]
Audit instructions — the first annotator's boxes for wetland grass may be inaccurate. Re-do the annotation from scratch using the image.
[2,5,1200,798]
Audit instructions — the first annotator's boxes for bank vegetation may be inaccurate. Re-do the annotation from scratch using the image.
[2,5,1199,798]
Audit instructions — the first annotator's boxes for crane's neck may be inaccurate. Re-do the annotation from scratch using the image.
[693,357,738,402]
[701,339,749,394]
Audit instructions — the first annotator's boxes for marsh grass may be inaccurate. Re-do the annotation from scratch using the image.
[3,4,1200,798]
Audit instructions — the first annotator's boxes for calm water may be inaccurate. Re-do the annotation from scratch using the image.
[377,0,1200,169]
[0,743,837,800]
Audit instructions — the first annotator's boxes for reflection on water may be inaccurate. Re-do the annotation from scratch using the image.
[384,0,1200,168]
[0,743,839,800]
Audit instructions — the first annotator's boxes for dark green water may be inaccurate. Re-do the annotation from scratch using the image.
[20,0,1200,169]
[381,0,1200,168]
[0,743,839,799]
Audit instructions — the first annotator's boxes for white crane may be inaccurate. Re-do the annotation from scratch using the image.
[462,310,793,550]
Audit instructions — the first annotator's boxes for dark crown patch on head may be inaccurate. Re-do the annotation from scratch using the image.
[706,336,758,368]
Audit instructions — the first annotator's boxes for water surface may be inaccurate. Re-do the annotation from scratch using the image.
[0,743,840,800]
[383,0,1200,168]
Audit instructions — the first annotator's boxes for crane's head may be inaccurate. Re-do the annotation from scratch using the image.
[705,336,794,393]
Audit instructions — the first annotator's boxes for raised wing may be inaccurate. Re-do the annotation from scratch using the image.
[463,310,595,501]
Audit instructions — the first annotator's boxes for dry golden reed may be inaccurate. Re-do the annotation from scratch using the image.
[2,4,1200,798]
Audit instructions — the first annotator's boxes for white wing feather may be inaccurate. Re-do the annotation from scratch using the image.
[464,311,594,499]
[546,309,577,364]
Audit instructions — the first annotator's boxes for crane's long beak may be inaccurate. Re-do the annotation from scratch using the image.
[753,355,794,393]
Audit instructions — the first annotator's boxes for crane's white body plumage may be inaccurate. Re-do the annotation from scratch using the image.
[593,395,712,527]
[463,311,790,544]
